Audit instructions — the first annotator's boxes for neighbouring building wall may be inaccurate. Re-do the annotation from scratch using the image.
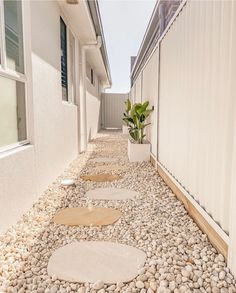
[30,0,78,195]
[142,48,159,158]
[158,0,235,234]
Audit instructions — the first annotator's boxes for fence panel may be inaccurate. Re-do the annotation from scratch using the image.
[102,93,128,129]
[158,0,235,233]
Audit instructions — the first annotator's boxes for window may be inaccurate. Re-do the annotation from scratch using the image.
[86,64,95,86]
[60,18,76,104]
[4,0,24,73]
[0,76,26,147]
[0,0,27,150]
[68,30,75,103]
[60,17,68,101]
[90,68,94,85]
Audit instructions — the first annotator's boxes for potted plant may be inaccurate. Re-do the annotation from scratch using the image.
[126,101,153,162]
[122,98,131,135]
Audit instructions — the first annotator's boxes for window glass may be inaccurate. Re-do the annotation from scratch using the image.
[60,17,68,101]
[0,22,2,65]
[69,31,75,103]
[0,75,26,148]
[91,69,94,85]
[4,0,24,73]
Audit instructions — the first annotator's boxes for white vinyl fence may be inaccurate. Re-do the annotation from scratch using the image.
[101,93,128,129]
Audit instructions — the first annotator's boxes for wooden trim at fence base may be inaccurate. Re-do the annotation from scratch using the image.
[152,158,228,259]
[150,153,157,168]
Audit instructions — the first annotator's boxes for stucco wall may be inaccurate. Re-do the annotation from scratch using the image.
[31,0,78,194]
[86,72,102,141]
[0,146,36,233]
[0,0,79,233]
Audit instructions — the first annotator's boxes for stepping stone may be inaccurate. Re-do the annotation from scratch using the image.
[89,157,117,163]
[81,174,121,182]
[61,179,75,186]
[47,241,146,283]
[53,207,121,226]
[86,188,138,200]
[93,165,127,171]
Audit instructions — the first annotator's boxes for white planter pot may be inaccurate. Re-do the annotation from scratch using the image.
[128,139,150,162]
[122,125,129,135]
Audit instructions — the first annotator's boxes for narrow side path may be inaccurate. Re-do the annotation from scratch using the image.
[0,131,235,293]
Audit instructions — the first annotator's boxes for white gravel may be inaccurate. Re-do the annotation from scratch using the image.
[0,131,236,293]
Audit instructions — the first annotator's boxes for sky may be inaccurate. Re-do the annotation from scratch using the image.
[99,0,156,93]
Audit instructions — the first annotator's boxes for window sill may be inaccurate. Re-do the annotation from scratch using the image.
[62,101,77,108]
[0,143,33,159]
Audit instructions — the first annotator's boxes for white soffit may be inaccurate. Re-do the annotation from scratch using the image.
[58,0,96,43]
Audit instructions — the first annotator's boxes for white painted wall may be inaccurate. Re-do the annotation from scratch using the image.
[158,0,235,234]
[86,67,102,141]
[30,0,78,195]
[142,48,159,157]
[0,146,36,233]
[0,0,79,233]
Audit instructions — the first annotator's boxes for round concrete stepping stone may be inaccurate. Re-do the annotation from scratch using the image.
[47,241,146,283]
[93,164,127,171]
[86,188,138,200]
[89,157,117,163]
[61,179,75,186]
[53,207,121,226]
[81,174,121,182]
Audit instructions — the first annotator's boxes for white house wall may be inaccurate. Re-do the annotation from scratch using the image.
[158,0,236,234]
[142,48,159,158]
[0,0,79,233]
[30,0,78,195]
[0,146,36,233]
[86,72,102,141]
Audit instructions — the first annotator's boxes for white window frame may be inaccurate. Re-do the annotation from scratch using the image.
[60,13,77,105]
[67,29,76,104]
[0,0,30,153]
